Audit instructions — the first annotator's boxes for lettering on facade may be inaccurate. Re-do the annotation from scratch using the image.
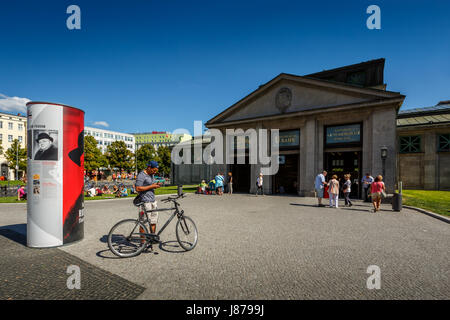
[326,124,361,144]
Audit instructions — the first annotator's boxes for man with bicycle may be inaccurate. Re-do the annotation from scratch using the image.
[135,161,163,235]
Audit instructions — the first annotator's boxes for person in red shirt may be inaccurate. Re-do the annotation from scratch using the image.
[370,175,385,212]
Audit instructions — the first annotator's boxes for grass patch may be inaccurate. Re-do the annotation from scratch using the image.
[0,185,198,203]
[402,190,450,217]
[0,196,25,203]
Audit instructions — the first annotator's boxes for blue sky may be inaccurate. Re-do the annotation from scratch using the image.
[0,0,449,134]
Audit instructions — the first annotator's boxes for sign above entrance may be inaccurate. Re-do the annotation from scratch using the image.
[326,124,361,145]
[279,130,299,147]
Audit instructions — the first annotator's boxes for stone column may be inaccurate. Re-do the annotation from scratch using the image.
[300,117,317,196]
[362,115,373,179]
[250,123,263,194]
[371,107,397,193]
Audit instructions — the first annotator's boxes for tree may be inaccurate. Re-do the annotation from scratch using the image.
[84,135,107,174]
[106,140,134,172]
[5,139,27,179]
[135,144,157,172]
[156,146,171,177]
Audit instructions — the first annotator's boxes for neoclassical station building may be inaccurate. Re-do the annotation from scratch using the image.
[173,59,408,196]
[173,59,450,194]
[173,59,450,195]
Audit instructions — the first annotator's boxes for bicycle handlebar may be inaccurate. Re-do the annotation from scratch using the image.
[161,193,186,203]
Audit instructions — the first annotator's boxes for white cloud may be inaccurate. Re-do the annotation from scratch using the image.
[93,121,109,128]
[0,93,30,114]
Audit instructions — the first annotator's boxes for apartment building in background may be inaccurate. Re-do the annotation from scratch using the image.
[84,126,135,154]
[0,112,27,179]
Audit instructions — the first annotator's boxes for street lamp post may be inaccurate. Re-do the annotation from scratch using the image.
[381,146,388,178]
[135,143,138,176]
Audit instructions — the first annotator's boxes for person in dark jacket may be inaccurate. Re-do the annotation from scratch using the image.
[34,132,58,160]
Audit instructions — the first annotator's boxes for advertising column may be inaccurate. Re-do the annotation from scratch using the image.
[26,102,85,248]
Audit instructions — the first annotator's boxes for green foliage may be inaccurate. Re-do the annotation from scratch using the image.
[156,146,171,176]
[5,139,27,175]
[106,140,134,172]
[135,144,157,172]
[84,135,108,172]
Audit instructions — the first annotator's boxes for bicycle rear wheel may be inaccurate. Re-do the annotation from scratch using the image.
[176,216,198,251]
[108,219,148,258]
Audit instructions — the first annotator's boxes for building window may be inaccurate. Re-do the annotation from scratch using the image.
[399,136,421,153]
[0,121,3,129]
[18,136,23,143]
[8,135,13,142]
[18,123,23,131]
[8,122,13,130]
[0,134,2,141]
[438,134,450,152]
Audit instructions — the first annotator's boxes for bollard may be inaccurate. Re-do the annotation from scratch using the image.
[392,192,402,211]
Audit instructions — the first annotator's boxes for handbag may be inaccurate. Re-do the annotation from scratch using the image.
[381,190,387,198]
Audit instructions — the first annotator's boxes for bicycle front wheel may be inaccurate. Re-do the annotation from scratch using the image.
[176,216,198,251]
[108,219,148,258]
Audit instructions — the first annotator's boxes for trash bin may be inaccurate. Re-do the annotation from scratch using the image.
[177,184,183,196]
[392,192,402,211]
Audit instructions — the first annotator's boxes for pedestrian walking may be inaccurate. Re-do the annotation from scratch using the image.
[343,174,353,207]
[370,175,386,212]
[256,173,264,195]
[227,172,233,194]
[314,170,327,207]
[361,173,374,202]
[328,175,340,208]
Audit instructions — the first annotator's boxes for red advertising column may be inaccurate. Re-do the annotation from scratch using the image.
[27,102,85,248]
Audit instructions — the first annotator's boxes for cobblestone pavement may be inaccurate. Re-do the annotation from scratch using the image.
[0,194,449,300]
[0,228,144,300]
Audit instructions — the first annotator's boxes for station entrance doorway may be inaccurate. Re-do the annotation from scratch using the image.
[324,151,361,198]
[231,155,250,193]
[273,153,299,195]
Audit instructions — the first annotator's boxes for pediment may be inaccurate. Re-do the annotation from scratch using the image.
[207,74,402,125]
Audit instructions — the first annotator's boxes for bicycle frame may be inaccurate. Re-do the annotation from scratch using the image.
[137,200,184,239]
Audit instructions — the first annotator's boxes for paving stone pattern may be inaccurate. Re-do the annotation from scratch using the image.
[0,229,145,300]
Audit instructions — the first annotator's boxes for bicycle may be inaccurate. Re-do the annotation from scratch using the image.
[107,193,198,258]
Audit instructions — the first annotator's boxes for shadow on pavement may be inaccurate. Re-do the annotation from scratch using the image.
[96,249,124,259]
[0,224,27,246]
[289,203,320,208]
[158,240,186,253]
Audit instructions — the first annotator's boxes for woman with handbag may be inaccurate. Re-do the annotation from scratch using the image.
[370,175,386,212]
